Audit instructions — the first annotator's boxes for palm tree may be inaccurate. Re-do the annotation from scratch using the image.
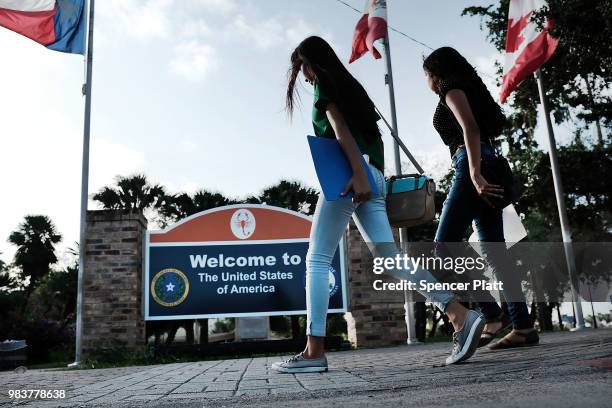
[93,174,167,211]
[246,180,319,216]
[0,269,20,292]
[8,215,61,297]
[158,190,239,227]
[0,255,20,292]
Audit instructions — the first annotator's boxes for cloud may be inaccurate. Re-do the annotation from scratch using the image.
[188,0,237,15]
[178,19,211,38]
[97,0,237,42]
[225,14,335,53]
[399,149,451,183]
[229,14,285,51]
[179,139,198,151]
[285,19,334,50]
[168,40,218,81]
[89,139,148,201]
[98,0,174,41]
[97,1,330,84]
[177,181,201,194]
[474,53,502,97]
[0,31,147,266]
[97,0,220,83]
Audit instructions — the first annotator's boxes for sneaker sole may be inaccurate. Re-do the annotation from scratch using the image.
[446,315,485,365]
[272,366,328,373]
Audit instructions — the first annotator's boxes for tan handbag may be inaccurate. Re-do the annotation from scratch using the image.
[374,106,436,228]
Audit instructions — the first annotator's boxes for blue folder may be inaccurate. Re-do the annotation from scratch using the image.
[307,135,379,201]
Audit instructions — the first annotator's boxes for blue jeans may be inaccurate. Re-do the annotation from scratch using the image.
[306,161,455,337]
[435,144,533,330]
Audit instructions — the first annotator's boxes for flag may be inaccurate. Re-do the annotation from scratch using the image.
[0,0,86,54]
[348,0,388,63]
[500,0,558,103]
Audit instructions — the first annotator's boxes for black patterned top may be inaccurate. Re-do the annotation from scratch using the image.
[433,80,497,157]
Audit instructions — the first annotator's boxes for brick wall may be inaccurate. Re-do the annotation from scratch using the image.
[82,210,147,357]
[344,221,408,348]
[80,210,408,354]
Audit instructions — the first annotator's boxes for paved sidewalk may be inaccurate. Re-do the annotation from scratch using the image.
[0,330,610,407]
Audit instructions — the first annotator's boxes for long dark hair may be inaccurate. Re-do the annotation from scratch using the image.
[423,47,506,136]
[286,36,381,141]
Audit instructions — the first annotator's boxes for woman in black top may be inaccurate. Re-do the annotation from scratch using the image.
[423,47,538,349]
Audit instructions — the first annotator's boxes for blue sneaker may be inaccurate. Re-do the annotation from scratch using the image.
[446,310,485,365]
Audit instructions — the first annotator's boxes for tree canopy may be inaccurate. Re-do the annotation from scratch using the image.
[93,174,167,211]
[462,0,611,242]
[8,215,62,295]
[463,0,611,144]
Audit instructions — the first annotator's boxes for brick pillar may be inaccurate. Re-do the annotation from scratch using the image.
[82,210,147,358]
[344,221,407,348]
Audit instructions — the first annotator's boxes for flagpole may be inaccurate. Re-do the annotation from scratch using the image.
[533,68,586,331]
[381,34,420,345]
[69,0,95,368]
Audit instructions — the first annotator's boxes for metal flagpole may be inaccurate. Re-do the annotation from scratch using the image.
[69,0,95,368]
[533,68,586,330]
[381,34,420,345]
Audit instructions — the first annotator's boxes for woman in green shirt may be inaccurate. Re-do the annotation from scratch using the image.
[271,36,484,373]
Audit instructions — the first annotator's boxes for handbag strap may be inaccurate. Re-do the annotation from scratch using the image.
[387,173,423,182]
[373,105,425,175]
[387,173,427,195]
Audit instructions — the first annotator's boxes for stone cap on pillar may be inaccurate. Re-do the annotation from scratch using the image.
[86,209,148,227]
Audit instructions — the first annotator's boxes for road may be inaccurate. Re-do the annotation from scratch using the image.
[1,329,610,408]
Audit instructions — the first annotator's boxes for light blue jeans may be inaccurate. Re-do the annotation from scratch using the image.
[306,161,455,336]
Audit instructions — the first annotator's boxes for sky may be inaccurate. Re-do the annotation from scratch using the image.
[0,0,573,266]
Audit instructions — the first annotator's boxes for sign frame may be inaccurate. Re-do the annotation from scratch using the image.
[143,204,349,321]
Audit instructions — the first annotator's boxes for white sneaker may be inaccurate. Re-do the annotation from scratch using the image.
[271,352,328,373]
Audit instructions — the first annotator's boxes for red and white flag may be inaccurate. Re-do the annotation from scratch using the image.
[0,0,86,54]
[348,0,388,63]
[499,0,558,103]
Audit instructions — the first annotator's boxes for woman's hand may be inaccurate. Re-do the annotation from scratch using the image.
[325,103,373,204]
[341,171,372,203]
[471,172,504,208]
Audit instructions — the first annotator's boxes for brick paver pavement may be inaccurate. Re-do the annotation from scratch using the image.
[0,330,610,407]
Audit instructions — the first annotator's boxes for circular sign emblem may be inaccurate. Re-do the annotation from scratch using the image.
[328,266,339,297]
[230,209,256,240]
[151,268,189,307]
[303,266,340,298]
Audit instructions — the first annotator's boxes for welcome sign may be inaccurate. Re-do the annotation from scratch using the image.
[144,205,348,320]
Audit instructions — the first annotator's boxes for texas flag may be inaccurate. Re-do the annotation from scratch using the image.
[0,0,86,54]
[348,0,388,63]
[499,0,558,103]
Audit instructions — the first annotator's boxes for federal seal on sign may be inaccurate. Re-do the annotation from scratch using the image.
[230,209,256,239]
[151,268,189,307]
[328,266,339,297]
[303,266,340,298]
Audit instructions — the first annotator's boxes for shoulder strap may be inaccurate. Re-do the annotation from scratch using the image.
[373,105,425,175]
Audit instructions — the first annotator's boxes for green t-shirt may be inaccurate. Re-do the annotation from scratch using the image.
[312,82,384,172]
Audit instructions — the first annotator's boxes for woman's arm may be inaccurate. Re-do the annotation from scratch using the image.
[445,89,504,206]
[326,102,372,203]
[445,89,482,178]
